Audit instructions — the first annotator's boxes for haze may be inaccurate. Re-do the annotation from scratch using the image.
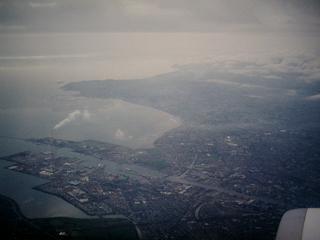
[0,1,320,240]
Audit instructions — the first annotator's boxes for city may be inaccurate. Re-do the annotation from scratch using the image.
[3,118,319,239]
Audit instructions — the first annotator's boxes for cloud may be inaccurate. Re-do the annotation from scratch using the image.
[29,2,57,8]
[114,128,133,140]
[176,54,320,82]
[53,109,91,130]
[0,54,96,60]
[306,94,320,101]
[0,0,319,32]
[114,128,125,140]
[122,1,185,18]
[82,109,91,120]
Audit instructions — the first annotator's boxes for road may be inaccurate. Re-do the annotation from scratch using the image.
[167,176,280,206]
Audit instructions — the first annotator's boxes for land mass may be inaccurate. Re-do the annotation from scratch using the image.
[2,68,320,239]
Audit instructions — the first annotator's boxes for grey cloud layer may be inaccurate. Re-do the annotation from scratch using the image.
[177,54,320,82]
[0,0,319,32]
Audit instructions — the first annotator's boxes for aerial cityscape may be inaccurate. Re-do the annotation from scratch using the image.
[2,67,320,239]
[0,0,320,240]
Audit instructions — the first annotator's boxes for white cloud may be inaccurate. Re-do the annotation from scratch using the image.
[53,109,91,130]
[306,94,320,101]
[114,128,125,140]
[114,128,133,140]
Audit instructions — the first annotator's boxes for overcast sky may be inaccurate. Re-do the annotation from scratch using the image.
[0,0,319,33]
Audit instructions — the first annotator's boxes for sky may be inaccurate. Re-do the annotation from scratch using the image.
[0,0,319,33]
[0,0,319,148]
[0,0,319,89]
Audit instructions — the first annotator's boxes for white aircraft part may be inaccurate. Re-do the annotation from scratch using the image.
[276,208,320,240]
[302,208,320,240]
